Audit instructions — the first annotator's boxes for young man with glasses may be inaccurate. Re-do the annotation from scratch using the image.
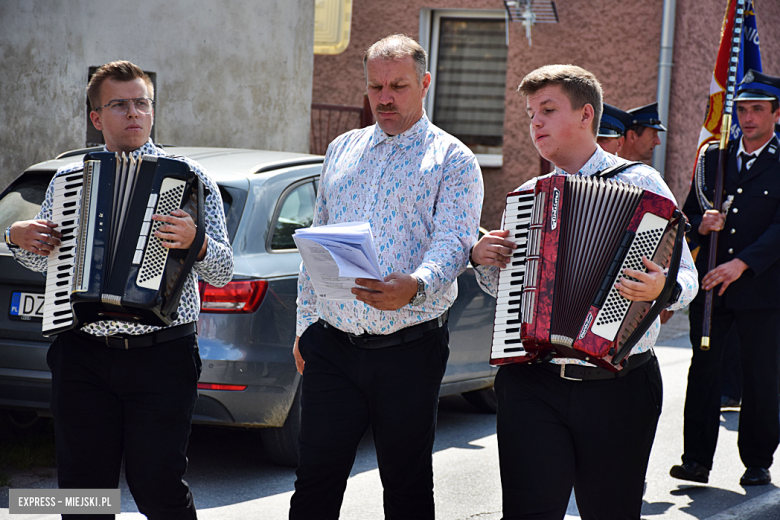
[6,60,233,519]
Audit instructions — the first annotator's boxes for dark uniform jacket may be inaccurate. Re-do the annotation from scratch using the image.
[683,135,780,309]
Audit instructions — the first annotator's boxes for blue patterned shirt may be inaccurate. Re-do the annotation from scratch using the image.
[12,139,233,336]
[475,146,698,365]
[296,114,484,336]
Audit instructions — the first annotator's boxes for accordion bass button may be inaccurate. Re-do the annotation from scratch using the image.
[731,229,736,234]
[728,248,734,254]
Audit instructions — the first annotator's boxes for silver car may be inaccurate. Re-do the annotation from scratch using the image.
[0,146,497,465]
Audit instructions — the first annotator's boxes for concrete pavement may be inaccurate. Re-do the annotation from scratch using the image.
[3,310,780,519]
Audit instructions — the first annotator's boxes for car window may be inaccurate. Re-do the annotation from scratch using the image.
[0,174,50,231]
[270,182,316,250]
[218,185,247,244]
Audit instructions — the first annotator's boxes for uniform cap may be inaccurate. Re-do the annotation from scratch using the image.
[735,69,780,102]
[627,102,666,131]
[598,103,632,138]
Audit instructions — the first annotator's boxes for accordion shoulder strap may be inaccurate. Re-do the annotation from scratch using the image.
[595,160,644,180]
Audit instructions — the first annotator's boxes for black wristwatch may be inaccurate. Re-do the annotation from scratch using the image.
[4,226,19,250]
[409,276,426,306]
[469,246,480,267]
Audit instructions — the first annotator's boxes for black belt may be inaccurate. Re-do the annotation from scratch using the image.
[320,311,448,349]
[72,322,197,350]
[537,350,653,381]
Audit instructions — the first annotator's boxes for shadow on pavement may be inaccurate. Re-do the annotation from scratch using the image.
[665,484,779,519]
[0,393,497,514]
[720,410,740,432]
[183,393,496,510]
[0,382,496,517]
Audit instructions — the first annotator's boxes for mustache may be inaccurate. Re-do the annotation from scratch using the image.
[376,104,396,113]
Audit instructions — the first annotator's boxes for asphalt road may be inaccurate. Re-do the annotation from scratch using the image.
[2,311,780,519]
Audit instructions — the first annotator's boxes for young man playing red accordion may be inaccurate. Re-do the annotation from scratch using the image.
[471,64,698,520]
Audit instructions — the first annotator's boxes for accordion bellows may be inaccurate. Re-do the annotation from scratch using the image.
[491,173,684,371]
[43,152,205,336]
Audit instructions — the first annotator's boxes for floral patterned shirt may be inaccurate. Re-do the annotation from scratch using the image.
[12,140,233,336]
[474,145,698,365]
[296,114,484,336]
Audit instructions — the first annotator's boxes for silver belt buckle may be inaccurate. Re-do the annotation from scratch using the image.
[560,364,582,381]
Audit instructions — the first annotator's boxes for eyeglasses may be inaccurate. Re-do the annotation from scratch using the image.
[95,97,154,116]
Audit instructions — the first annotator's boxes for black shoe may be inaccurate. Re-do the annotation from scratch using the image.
[670,461,709,483]
[740,467,771,486]
[720,396,741,410]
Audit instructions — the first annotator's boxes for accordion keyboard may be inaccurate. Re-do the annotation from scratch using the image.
[42,171,85,335]
[490,191,535,362]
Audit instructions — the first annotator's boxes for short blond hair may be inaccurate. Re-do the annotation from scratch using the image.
[518,64,603,136]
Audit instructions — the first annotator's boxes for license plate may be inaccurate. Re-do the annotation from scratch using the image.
[10,292,45,320]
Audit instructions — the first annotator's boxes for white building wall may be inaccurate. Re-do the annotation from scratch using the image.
[0,0,314,188]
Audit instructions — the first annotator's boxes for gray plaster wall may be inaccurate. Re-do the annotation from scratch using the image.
[0,0,314,190]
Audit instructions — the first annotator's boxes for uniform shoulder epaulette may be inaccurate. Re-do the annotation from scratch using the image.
[701,139,739,158]
[699,141,718,159]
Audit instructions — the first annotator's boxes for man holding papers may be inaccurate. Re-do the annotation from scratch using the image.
[293,222,384,301]
[290,34,484,520]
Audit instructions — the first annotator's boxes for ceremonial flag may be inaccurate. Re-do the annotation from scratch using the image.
[694,0,763,170]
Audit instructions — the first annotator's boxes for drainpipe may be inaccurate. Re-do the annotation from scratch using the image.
[653,0,676,178]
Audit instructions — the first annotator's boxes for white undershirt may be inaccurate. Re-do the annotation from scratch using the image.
[737,134,774,170]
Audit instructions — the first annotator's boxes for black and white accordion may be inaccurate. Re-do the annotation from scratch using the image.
[42,152,206,336]
[490,173,685,371]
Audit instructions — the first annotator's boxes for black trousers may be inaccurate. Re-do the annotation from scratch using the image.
[684,305,780,469]
[720,325,743,402]
[47,331,201,520]
[289,320,449,520]
[495,356,662,520]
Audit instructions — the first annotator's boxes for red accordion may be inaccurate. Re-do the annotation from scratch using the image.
[490,173,685,372]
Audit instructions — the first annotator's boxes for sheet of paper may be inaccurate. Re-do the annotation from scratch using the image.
[293,237,362,300]
[312,238,380,278]
[293,222,382,301]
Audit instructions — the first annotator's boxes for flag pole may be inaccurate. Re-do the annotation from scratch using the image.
[700,0,747,350]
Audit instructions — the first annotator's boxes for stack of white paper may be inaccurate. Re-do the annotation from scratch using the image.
[293,222,382,301]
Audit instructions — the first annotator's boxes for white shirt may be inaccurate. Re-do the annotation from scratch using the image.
[737,134,775,170]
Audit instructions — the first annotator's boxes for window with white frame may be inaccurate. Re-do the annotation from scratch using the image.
[423,10,507,165]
